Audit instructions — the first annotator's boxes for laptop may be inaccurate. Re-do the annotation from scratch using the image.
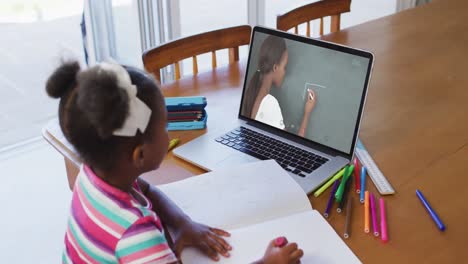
[173,26,374,194]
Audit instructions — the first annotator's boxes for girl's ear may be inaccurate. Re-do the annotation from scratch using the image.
[132,144,146,169]
[273,64,278,72]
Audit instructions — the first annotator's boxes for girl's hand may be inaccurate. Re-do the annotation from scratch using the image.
[257,239,304,264]
[304,89,317,115]
[173,220,232,261]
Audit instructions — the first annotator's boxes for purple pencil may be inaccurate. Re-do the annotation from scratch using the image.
[370,192,380,237]
[324,180,340,218]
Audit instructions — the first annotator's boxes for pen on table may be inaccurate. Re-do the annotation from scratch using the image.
[416,189,446,231]
[380,198,388,243]
[314,167,347,197]
[337,176,353,213]
[168,138,180,151]
[344,197,353,239]
[370,192,380,237]
[364,191,370,233]
[335,165,354,202]
[360,166,367,203]
[324,180,340,218]
[353,158,361,194]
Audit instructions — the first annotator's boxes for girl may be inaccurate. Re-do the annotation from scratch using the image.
[46,61,303,263]
[241,35,316,137]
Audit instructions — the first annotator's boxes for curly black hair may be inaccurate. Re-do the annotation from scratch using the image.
[45,61,163,171]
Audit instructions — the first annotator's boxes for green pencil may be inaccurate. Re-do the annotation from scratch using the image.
[335,165,355,202]
[313,167,347,197]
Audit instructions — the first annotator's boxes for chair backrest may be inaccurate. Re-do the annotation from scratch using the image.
[276,0,351,37]
[142,25,252,82]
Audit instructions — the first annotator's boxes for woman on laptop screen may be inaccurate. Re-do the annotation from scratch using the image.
[241,35,316,137]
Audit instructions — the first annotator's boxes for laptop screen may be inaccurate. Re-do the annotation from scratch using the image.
[239,27,373,156]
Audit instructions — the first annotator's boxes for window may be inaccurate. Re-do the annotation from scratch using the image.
[0,0,84,150]
[176,0,249,77]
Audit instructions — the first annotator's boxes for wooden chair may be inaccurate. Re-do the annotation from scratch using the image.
[276,0,351,37]
[142,25,252,82]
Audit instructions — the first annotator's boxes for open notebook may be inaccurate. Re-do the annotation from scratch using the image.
[158,160,360,263]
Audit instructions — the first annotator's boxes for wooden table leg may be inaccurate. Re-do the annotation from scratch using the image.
[64,157,80,191]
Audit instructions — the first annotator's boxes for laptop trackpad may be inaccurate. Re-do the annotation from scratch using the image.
[215,154,258,169]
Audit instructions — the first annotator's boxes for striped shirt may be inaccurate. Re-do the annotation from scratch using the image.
[63,165,177,264]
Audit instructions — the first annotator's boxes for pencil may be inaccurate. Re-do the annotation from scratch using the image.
[364,191,370,233]
[344,197,353,239]
[360,166,367,203]
[168,138,180,151]
[313,167,346,197]
[324,180,340,218]
[353,158,361,193]
[416,189,446,231]
[335,165,354,202]
[380,198,388,243]
[370,192,380,237]
[337,176,353,213]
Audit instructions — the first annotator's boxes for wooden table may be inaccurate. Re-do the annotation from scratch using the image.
[43,0,468,262]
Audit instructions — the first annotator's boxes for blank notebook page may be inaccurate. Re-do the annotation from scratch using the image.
[157,160,312,230]
[182,210,361,264]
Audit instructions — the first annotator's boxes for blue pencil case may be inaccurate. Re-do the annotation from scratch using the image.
[165,96,207,112]
[165,96,208,131]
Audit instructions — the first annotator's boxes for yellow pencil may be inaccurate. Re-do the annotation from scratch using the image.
[313,167,347,197]
[168,138,180,151]
[364,191,370,233]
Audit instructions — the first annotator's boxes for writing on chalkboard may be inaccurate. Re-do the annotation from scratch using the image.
[303,83,326,101]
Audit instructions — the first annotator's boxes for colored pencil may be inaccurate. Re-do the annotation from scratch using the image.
[360,166,366,203]
[416,189,446,231]
[313,167,346,197]
[354,158,361,193]
[370,192,379,237]
[364,191,370,233]
[337,176,353,213]
[335,165,354,202]
[380,198,388,243]
[344,197,353,239]
[324,180,340,218]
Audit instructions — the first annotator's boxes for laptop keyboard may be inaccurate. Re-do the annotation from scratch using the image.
[215,127,329,177]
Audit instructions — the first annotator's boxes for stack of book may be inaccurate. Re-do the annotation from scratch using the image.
[165,96,207,131]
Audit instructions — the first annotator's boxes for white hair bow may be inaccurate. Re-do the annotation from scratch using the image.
[97,62,152,137]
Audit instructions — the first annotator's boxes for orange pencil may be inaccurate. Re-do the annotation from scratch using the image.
[364,191,370,233]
